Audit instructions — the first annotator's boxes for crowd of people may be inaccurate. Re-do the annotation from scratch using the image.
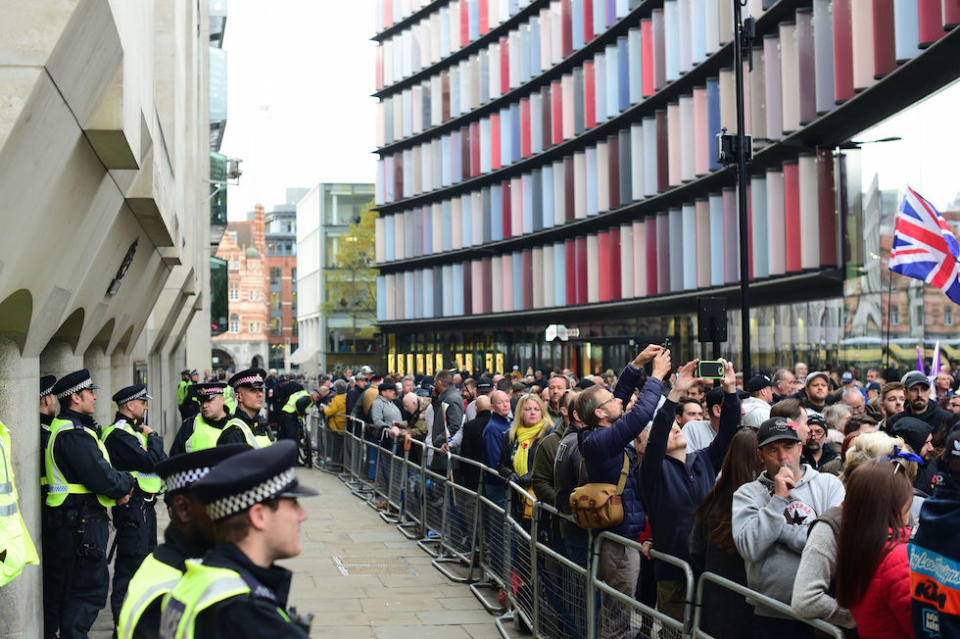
[2,351,960,639]
[302,351,960,639]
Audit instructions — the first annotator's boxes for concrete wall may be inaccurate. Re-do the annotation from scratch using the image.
[0,1,211,634]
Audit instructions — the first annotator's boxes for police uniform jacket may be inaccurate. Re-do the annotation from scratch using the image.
[168,414,250,457]
[191,543,308,638]
[104,412,168,493]
[231,407,270,439]
[49,408,135,512]
[130,526,209,639]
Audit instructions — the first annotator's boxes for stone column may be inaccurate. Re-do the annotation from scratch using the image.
[0,337,43,637]
[83,344,111,427]
[39,339,82,380]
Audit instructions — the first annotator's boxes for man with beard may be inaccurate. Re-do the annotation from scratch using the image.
[545,374,569,423]
[799,371,832,412]
[889,372,952,435]
[878,381,906,430]
[801,414,836,471]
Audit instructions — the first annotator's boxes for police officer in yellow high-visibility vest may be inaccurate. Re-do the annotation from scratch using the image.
[226,368,273,448]
[159,441,317,639]
[0,420,39,588]
[116,444,247,639]
[43,370,136,639]
[276,382,312,444]
[176,370,191,420]
[101,384,168,630]
[168,383,258,456]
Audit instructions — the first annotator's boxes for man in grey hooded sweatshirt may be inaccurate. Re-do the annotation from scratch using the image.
[732,416,845,638]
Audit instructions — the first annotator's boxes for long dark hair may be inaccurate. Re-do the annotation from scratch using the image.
[835,458,913,608]
[692,428,761,553]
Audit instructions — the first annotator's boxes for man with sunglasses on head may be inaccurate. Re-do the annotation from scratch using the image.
[169,383,254,456]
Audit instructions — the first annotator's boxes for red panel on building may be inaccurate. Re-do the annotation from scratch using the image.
[561,0,573,57]
[655,110,669,192]
[565,240,577,304]
[598,231,612,301]
[491,113,501,170]
[641,19,655,97]
[575,237,588,304]
[584,0,594,42]
[783,160,801,272]
[584,61,597,128]
[833,0,855,103]
[945,0,960,28]
[918,0,944,46]
[463,262,472,316]
[482,258,493,313]
[872,0,896,78]
[564,156,575,222]
[520,98,532,158]
[541,85,553,149]
[500,37,510,93]
[609,227,622,300]
[461,0,470,46]
[479,0,489,34]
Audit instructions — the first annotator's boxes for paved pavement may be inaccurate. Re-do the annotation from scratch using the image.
[92,467,501,638]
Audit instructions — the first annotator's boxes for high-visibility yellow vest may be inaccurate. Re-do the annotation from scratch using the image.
[222,416,263,449]
[44,418,117,508]
[222,386,237,414]
[101,419,163,494]
[281,390,312,415]
[183,414,224,453]
[159,561,292,639]
[177,381,190,406]
[117,551,182,639]
[0,422,39,587]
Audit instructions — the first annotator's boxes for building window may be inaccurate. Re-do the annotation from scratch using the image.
[229,314,239,334]
[249,322,255,333]
[891,306,899,325]
[249,290,255,301]
[230,258,239,270]
[228,282,239,301]
[271,317,281,336]
[946,307,953,326]
[270,267,282,287]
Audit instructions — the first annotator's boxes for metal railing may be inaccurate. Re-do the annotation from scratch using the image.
[315,413,844,639]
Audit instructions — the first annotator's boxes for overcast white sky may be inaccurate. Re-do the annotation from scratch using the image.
[220,0,378,219]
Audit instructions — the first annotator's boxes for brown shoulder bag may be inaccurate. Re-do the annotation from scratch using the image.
[569,454,630,530]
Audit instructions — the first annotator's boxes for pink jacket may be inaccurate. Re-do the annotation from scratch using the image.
[849,537,912,639]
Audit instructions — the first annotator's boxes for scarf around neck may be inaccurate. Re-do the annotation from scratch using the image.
[513,420,545,476]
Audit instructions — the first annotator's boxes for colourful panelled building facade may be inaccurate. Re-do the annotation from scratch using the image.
[373,0,960,375]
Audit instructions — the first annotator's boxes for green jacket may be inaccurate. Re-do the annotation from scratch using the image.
[530,422,566,509]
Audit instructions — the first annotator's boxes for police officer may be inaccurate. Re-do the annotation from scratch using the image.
[0,419,39,588]
[159,441,317,638]
[276,381,312,443]
[102,384,168,629]
[176,370,191,420]
[43,369,135,639]
[116,444,248,639]
[180,371,201,422]
[39,375,57,491]
[168,383,254,456]
[227,368,273,447]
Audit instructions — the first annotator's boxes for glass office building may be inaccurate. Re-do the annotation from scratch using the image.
[373,0,960,377]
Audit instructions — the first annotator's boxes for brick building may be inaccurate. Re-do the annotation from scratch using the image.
[265,191,306,371]
[212,204,269,372]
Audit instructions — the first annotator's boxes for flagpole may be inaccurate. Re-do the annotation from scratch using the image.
[883,268,893,373]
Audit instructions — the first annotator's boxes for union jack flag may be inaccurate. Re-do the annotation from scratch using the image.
[889,186,960,304]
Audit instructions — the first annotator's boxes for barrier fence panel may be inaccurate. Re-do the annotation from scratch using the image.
[495,481,538,636]
[470,465,509,615]
[417,443,448,556]
[396,437,426,539]
[588,532,693,639]
[432,452,483,583]
[338,414,355,483]
[387,438,405,511]
[344,417,375,498]
[534,502,590,639]
[691,572,845,639]
[312,412,345,474]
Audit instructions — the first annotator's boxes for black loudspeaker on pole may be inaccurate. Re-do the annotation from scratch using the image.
[733,0,752,378]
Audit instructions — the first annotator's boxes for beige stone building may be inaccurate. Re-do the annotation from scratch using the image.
[213,204,270,371]
[0,2,214,634]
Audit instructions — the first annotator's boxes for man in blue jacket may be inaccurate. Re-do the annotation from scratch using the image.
[577,345,671,636]
[481,390,513,506]
[641,359,740,622]
[910,429,960,639]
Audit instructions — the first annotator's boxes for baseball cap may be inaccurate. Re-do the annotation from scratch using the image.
[757,416,802,448]
[864,381,881,393]
[745,375,772,393]
[841,371,855,384]
[805,371,830,386]
[901,371,931,390]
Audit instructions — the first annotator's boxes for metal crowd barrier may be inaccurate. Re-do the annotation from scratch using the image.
[324,425,846,639]
[308,409,345,474]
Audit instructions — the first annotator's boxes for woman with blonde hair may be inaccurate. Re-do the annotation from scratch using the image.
[791,431,921,633]
[497,393,554,520]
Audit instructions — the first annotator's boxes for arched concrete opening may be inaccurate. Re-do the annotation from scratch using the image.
[83,344,111,425]
[251,354,265,369]
[212,347,236,372]
[0,289,32,352]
